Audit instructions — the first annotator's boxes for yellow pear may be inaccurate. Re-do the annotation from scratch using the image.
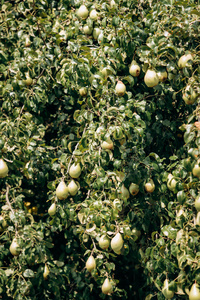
[86,255,96,272]
[102,278,113,294]
[56,181,69,200]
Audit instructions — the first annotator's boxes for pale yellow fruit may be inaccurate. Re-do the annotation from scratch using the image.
[111,232,123,253]
[102,278,113,294]
[129,183,139,196]
[99,235,110,250]
[0,158,8,178]
[89,9,98,21]
[178,53,193,69]
[195,195,200,211]
[68,180,78,196]
[193,164,200,178]
[115,81,126,96]
[157,70,168,82]
[86,255,96,272]
[129,63,140,77]
[43,264,50,280]
[77,5,88,19]
[0,216,7,232]
[56,181,69,200]
[93,28,101,40]
[196,212,200,225]
[183,85,197,105]
[101,139,114,150]
[24,76,33,86]
[83,25,93,35]
[121,184,130,199]
[79,87,87,96]
[69,163,81,178]
[10,238,21,256]
[110,0,117,9]
[162,279,174,299]
[145,180,155,193]
[144,70,159,87]
[25,36,31,47]
[167,174,177,191]
[48,203,56,216]
[189,283,200,300]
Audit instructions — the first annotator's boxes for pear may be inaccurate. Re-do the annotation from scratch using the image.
[102,278,113,294]
[189,283,200,300]
[89,9,98,21]
[0,158,8,178]
[56,181,69,200]
[145,180,155,193]
[129,62,140,77]
[167,174,177,192]
[115,81,126,96]
[162,279,174,299]
[111,233,123,253]
[101,139,114,150]
[68,180,78,196]
[43,264,50,280]
[86,255,96,272]
[121,184,130,200]
[99,235,110,250]
[77,5,88,19]
[10,238,21,256]
[48,203,56,216]
[129,183,139,196]
[69,163,81,179]
[178,53,193,68]
[144,70,159,87]
[195,196,200,211]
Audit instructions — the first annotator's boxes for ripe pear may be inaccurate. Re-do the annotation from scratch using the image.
[121,184,130,200]
[69,163,81,178]
[86,255,96,272]
[196,212,200,226]
[129,62,140,77]
[99,235,110,250]
[83,25,93,35]
[93,27,101,40]
[89,9,98,21]
[115,81,126,96]
[145,180,155,193]
[189,283,200,300]
[101,139,114,150]
[162,279,174,299]
[48,203,56,216]
[56,181,69,200]
[167,174,177,192]
[10,238,21,256]
[129,183,139,196]
[192,164,200,178]
[0,215,7,232]
[178,53,193,68]
[79,87,87,96]
[111,233,123,253]
[102,278,113,294]
[68,180,78,196]
[157,70,168,82]
[144,70,159,87]
[0,158,8,178]
[195,196,200,211]
[77,5,88,19]
[43,264,50,280]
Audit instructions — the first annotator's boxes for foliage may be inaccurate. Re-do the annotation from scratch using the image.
[0,0,199,299]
